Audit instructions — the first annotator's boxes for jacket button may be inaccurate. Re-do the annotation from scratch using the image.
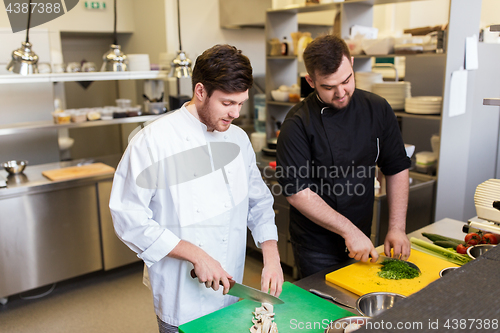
[199,242,203,247]
[196,208,200,213]
[224,135,228,140]
[186,136,190,141]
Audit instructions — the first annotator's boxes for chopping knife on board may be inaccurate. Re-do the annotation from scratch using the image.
[190,269,284,305]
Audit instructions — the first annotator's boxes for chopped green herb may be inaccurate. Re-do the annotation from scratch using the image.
[377,260,420,280]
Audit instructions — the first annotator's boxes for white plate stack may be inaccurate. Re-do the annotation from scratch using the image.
[355,72,383,92]
[404,96,442,114]
[372,82,411,110]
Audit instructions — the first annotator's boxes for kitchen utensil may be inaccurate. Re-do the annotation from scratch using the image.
[190,269,283,305]
[179,282,354,333]
[42,163,115,182]
[467,244,496,259]
[309,289,357,310]
[2,160,28,175]
[325,249,459,297]
[375,255,421,274]
[142,94,152,102]
[439,267,457,277]
[356,291,406,317]
[325,316,370,333]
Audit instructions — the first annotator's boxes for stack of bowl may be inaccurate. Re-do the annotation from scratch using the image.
[404,96,442,114]
[355,72,383,92]
[372,82,411,110]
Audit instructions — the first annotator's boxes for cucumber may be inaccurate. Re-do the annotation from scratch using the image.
[433,240,462,250]
[421,232,463,245]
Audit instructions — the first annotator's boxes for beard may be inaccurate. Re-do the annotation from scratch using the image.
[198,97,231,132]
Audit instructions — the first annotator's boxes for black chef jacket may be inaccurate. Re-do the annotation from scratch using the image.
[276,89,411,257]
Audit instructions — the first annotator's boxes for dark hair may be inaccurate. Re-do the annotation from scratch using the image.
[303,34,351,79]
[192,44,253,97]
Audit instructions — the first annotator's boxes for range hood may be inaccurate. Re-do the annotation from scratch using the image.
[219,0,270,29]
[219,0,336,29]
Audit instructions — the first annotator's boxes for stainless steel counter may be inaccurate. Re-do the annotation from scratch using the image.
[293,218,475,315]
[0,154,121,199]
[0,154,138,299]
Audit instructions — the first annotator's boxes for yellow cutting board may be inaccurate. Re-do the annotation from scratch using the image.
[42,163,115,181]
[325,250,459,297]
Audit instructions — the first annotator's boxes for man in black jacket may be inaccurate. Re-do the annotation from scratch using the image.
[276,35,411,278]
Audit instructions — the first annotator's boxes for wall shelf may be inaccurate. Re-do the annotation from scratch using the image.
[267,100,298,107]
[0,71,167,84]
[354,53,446,59]
[483,98,500,106]
[394,111,441,120]
[0,115,162,136]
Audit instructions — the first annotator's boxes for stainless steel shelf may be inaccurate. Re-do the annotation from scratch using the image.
[0,115,161,136]
[483,98,500,106]
[0,71,167,84]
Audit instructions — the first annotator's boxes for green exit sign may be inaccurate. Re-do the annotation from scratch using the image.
[85,1,106,9]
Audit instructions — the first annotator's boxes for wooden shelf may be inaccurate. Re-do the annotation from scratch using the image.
[0,114,162,136]
[0,71,167,84]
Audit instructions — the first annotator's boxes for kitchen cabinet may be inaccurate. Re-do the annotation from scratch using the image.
[265,0,497,223]
[0,182,103,299]
[0,155,139,299]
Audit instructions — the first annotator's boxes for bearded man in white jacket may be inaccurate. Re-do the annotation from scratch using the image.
[109,44,283,333]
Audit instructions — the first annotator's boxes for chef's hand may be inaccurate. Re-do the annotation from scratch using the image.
[384,228,411,260]
[192,253,233,295]
[344,227,379,263]
[261,240,284,297]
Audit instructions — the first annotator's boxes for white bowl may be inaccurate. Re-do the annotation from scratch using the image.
[271,90,289,102]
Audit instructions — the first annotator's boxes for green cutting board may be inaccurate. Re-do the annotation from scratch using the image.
[179,282,355,333]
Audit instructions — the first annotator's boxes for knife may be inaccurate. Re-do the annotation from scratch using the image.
[375,255,421,274]
[190,269,284,304]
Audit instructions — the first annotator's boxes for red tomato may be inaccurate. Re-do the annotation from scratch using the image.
[482,233,498,244]
[465,233,481,245]
[456,243,469,254]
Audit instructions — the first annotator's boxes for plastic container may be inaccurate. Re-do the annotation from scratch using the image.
[145,101,166,115]
[116,99,132,108]
[254,94,266,133]
[415,151,437,174]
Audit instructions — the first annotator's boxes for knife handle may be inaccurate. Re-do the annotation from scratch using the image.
[190,269,236,289]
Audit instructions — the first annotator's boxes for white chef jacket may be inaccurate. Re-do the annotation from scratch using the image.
[109,106,278,326]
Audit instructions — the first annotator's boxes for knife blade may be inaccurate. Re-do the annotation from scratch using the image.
[375,255,421,274]
[190,269,284,305]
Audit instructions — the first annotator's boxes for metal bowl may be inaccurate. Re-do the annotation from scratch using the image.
[356,292,406,317]
[439,267,458,277]
[2,160,28,175]
[467,244,496,259]
[324,316,371,333]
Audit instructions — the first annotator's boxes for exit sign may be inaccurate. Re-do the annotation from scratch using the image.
[85,1,106,9]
